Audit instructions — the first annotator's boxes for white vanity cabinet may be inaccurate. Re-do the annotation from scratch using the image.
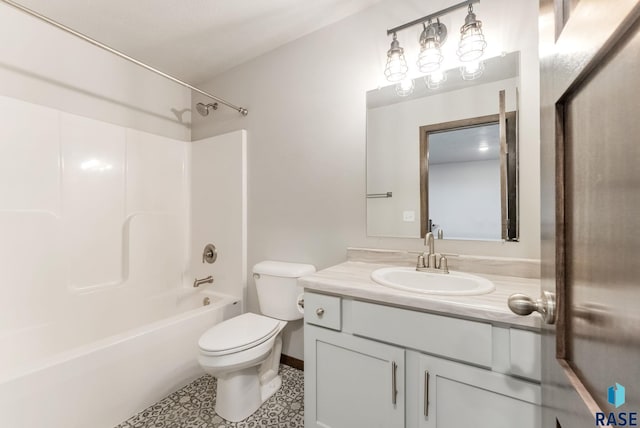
[304,291,541,428]
[413,353,540,428]
[305,325,405,428]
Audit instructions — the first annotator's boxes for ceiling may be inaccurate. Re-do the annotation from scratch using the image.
[429,123,500,165]
[14,0,383,84]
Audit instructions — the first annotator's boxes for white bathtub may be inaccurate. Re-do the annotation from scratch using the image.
[0,289,241,428]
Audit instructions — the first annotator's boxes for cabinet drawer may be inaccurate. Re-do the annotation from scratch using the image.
[509,329,541,381]
[351,300,492,367]
[304,292,341,331]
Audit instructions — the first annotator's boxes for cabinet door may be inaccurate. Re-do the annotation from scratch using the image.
[305,324,405,428]
[417,353,541,428]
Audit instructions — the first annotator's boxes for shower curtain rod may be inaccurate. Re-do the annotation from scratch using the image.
[1,0,249,116]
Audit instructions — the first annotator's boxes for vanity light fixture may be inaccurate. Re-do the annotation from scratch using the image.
[384,0,486,86]
[457,4,487,62]
[384,33,409,82]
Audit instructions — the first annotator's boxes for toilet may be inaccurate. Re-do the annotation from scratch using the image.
[198,260,315,422]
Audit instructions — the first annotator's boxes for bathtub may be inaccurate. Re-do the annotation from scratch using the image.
[0,289,241,428]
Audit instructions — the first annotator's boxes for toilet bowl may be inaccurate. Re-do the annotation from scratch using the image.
[198,313,287,421]
[197,261,315,422]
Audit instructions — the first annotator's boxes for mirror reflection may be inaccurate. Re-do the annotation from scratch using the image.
[366,52,520,241]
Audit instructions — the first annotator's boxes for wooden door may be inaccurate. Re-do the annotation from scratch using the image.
[540,1,640,427]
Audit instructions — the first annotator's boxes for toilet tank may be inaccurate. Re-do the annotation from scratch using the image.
[253,261,316,321]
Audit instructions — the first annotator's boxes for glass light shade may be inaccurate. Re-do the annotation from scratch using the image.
[425,70,447,89]
[460,61,485,80]
[457,8,487,62]
[417,41,443,73]
[395,78,415,97]
[417,21,445,73]
[384,34,408,82]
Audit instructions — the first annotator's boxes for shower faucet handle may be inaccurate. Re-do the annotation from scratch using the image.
[202,244,217,264]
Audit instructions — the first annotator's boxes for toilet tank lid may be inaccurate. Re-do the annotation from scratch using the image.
[253,261,316,277]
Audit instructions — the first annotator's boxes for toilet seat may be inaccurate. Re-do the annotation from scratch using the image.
[199,313,281,356]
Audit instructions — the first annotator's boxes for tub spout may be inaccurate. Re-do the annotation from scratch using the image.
[193,276,214,287]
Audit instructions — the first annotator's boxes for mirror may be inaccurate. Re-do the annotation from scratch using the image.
[366,52,520,241]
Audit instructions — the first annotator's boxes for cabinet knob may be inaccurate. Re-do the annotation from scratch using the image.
[316,308,325,317]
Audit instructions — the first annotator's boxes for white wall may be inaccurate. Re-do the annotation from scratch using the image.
[191,0,540,360]
[190,131,247,303]
[0,2,191,140]
[430,159,501,240]
[366,78,517,237]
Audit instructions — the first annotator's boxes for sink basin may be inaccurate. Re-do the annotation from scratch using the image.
[371,267,495,296]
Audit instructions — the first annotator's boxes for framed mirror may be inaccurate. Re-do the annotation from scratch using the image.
[366,51,520,241]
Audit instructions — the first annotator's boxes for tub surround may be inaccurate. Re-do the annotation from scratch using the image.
[0,292,241,428]
[0,93,248,428]
[300,249,542,329]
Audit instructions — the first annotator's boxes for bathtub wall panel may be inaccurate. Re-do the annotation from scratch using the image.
[61,112,127,290]
[127,213,185,295]
[125,128,187,215]
[0,95,190,372]
[0,96,61,212]
[0,213,64,345]
[190,130,247,303]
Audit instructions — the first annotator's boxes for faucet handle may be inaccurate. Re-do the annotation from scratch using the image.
[439,255,449,273]
[417,255,426,268]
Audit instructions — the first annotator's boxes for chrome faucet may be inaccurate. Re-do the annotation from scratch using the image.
[417,232,449,274]
[193,275,214,287]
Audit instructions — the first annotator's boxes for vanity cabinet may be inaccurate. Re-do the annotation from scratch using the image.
[304,292,541,428]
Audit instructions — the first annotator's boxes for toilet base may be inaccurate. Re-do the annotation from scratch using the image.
[260,374,282,403]
[214,367,283,422]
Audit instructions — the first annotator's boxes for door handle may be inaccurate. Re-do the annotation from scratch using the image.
[508,290,556,324]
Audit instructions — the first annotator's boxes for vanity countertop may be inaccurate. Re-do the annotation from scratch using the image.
[299,261,542,330]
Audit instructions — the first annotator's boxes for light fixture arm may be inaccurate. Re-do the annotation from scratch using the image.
[386,0,480,36]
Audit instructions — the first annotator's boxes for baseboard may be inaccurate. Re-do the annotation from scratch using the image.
[280,354,304,371]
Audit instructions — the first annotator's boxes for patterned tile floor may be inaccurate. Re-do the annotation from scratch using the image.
[115,364,304,428]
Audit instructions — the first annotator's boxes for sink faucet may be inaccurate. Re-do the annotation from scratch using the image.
[417,232,449,274]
